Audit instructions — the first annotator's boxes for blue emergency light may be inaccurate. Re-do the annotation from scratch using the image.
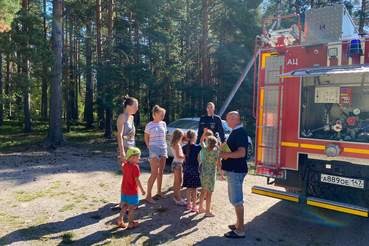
[348,39,363,55]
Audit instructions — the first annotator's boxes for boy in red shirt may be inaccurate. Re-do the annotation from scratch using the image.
[115,147,146,229]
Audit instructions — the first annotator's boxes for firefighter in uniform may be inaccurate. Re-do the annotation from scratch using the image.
[196,102,225,144]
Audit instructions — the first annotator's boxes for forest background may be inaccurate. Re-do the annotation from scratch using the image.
[0,0,368,147]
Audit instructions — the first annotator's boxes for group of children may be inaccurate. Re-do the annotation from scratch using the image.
[171,128,224,217]
[115,105,224,229]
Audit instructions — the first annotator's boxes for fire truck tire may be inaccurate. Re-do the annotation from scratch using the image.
[307,171,369,207]
[246,143,252,160]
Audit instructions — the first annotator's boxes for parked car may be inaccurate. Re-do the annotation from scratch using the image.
[166,117,253,160]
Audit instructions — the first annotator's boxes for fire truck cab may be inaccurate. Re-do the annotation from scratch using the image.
[252,4,369,217]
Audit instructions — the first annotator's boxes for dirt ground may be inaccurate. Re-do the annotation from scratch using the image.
[2,140,369,246]
[0,139,264,246]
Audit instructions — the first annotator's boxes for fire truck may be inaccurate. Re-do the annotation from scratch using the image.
[251,5,369,217]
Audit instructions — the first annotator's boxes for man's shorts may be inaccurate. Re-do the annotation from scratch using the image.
[226,171,247,207]
[121,193,139,205]
[148,146,168,161]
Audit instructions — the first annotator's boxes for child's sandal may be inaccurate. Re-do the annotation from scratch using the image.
[115,220,127,228]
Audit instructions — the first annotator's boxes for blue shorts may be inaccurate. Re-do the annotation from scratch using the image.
[121,194,139,205]
[227,171,247,207]
[148,146,168,160]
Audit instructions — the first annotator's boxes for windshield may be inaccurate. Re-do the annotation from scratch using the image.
[167,119,199,129]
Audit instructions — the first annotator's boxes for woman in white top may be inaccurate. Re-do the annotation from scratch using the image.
[170,129,187,206]
[144,105,168,204]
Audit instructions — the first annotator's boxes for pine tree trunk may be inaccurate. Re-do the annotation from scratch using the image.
[5,53,11,117]
[85,21,94,129]
[65,17,70,132]
[202,0,209,87]
[359,0,366,34]
[134,19,140,126]
[108,0,114,45]
[41,0,48,118]
[0,52,3,126]
[47,0,64,144]
[128,10,133,96]
[104,0,114,138]
[69,19,76,122]
[75,25,79,120]
[22,0,31,133]
[96,0,104,130]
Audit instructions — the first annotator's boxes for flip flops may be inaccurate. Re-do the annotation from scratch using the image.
[228,224,236,230]
[114,220,127,228]
[224,230,245,238]
[186,204,192,210]
[191,205,199,212]
[145,198,157,204]
[127,221,139,230]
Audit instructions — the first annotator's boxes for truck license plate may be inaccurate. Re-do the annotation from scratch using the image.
[320,174,364,189]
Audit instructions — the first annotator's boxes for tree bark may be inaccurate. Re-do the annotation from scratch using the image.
[96,0,104,129]
[5,53,11,117]
[22,0,31,133]
[201,0,210,112]
[359,0,366,34]
[104,0,114,138]
[0,52,3,126]
[41,0,48,118]
[75,25,79,120]
[47,0,64,144]
[65,17,70,131]
[108,0,114,45]
[85,20,94,129]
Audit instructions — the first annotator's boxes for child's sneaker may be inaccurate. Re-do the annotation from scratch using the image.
[180,199,188,206]
[174,198,188,206]
[186,204,193,210]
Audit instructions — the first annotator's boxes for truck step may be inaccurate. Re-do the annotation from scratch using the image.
[251,185,369,217]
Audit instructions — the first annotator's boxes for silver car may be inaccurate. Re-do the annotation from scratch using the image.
[166,117,253,160]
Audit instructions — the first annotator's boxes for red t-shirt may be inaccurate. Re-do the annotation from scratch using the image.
[121,161,140,196]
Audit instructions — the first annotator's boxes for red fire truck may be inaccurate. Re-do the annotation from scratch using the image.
[252,4,369,217]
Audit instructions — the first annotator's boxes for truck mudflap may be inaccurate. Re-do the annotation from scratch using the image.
[252,186,369,217]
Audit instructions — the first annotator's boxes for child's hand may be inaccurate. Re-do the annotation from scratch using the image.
[221,175,225,181]
[141,189,146,196]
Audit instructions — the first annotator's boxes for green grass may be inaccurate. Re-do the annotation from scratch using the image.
[59,203,76,212]
[0,119,109,150]
[61,231,76,244]
[14,191,45,202]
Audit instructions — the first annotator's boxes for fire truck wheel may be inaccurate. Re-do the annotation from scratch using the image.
[307,171,368,207]
[246,143,252,160]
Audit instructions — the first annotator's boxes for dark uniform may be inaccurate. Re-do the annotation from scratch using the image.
[197,114,225,143]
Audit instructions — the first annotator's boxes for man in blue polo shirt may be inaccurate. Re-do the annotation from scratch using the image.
[220,111,248,238]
